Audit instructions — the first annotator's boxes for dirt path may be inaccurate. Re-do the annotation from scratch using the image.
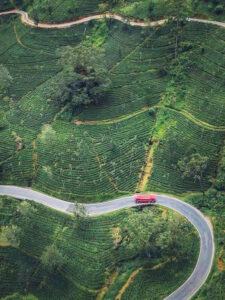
[166,107,225,132]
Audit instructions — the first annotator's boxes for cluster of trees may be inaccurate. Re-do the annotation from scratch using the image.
[120,208,194,260]
[189,147,225,210]
[51,44,111,112]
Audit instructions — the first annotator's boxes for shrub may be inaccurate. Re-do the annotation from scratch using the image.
[148,108,156,116]
[214,5,224,15]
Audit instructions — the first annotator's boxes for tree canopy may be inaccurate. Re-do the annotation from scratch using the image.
[121,208,193,260]
[17,201,37,219]
[0,225,21,248]
[54,44,111,110]
[178,153,209,183]
[40,244,65,272]
[163,0,193,20]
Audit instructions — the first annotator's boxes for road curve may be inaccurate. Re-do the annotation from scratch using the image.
[0,185,214,300]
[1,9,225,29]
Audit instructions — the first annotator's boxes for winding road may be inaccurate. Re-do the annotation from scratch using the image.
[1,9,225,29]
[0,185,214,300]
[0,8,218,300]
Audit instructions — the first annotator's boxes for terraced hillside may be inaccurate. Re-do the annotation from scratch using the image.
[1,16,225,201]
[0,4,225,300]
[0,197,198,300]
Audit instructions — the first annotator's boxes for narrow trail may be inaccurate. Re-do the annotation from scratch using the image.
[1,9,225,30]
[137,142,156,192]
[74,107,149,126]
[166,107,225,132]
[116,267,143,300]
[115,259,171,300]
[75,105,225,132]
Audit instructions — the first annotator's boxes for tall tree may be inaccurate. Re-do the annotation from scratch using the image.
[55,44,111,109]
[17,201,37,219]
[40,244,65,272]
[1,225,21,248]
[73,202,90,229]
[121,209,162,258]
[163,0,193,59]
[178,153,209,191]
[121,208,192,260]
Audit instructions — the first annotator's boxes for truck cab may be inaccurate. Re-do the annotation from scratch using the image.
[135,194,156,204]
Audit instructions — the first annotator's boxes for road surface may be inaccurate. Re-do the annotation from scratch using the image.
[0,185,214,300]
[1,9,225,29]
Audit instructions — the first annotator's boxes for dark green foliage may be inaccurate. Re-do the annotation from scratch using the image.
[55,44,111,109]
[178,153,209,183]
[40,244,65,272]
[121,208,194,260]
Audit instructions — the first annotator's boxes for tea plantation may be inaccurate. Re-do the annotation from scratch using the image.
[0,197,198,300]
[0,1,225,300]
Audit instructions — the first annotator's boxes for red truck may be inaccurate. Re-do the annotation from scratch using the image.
[135,194,156,204]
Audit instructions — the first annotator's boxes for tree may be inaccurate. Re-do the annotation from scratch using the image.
[156,213,193,259]
[121,209,166,258]
[1,225,21,248]
[178,153,209,190]
[55,44,111,109]
[17,201,37,219]
[163,0,193,21]
[73,202,90,229]
[0,65,13,94]
[121,208,192,260]
[162,0,193,59]
[40,244,65,272]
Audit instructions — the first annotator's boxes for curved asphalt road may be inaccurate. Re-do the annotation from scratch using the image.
[0,185,214,300]
[1,9,225,29]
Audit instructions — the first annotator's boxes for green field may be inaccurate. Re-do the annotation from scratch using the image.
[1,18,225,200]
